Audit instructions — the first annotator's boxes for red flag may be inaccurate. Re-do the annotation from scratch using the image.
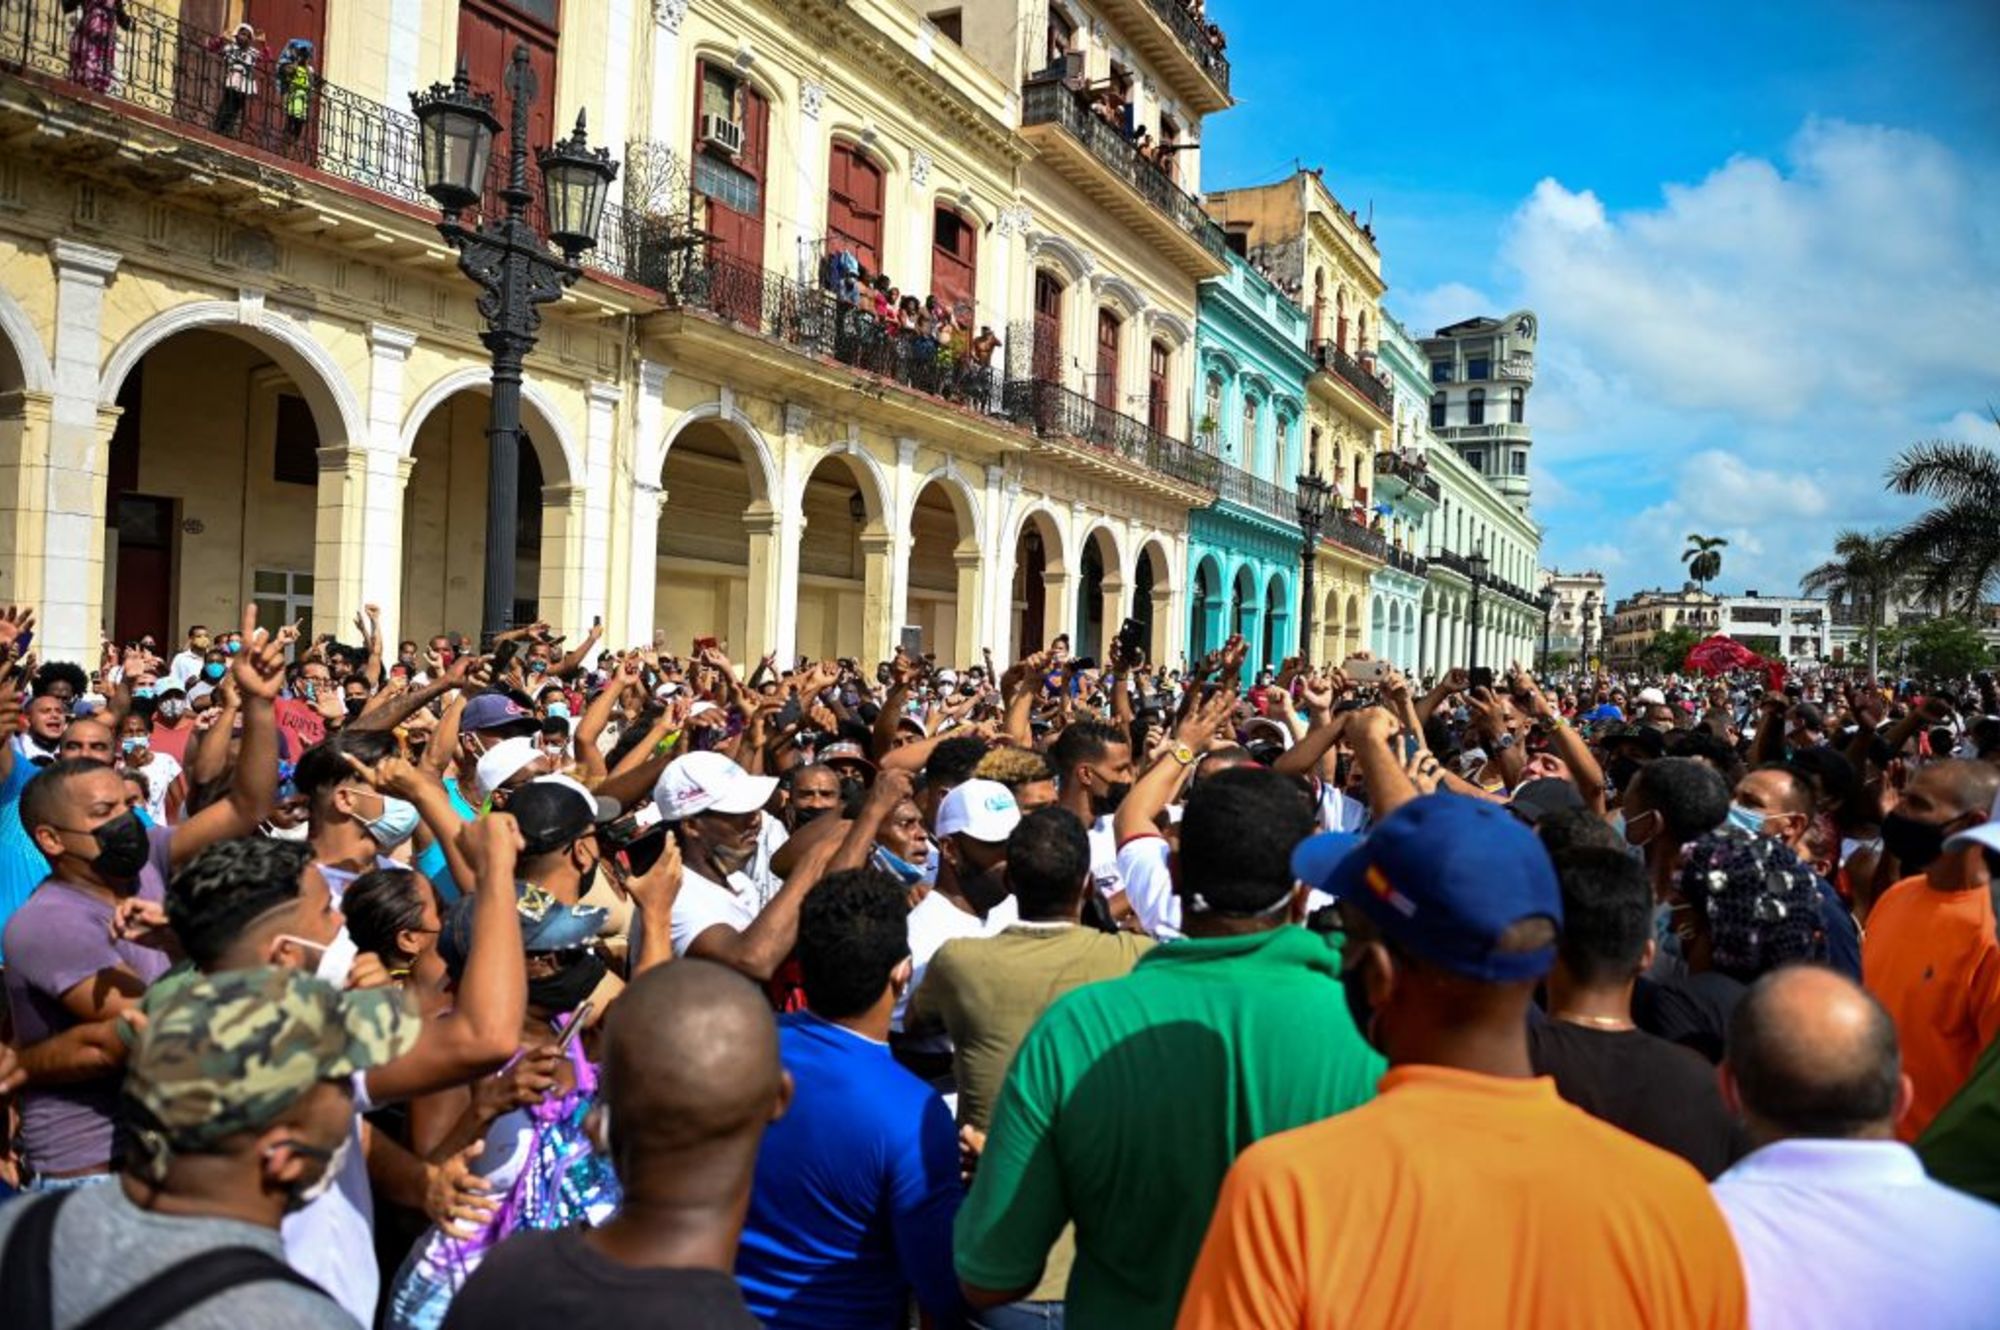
[1683,634,1788,690]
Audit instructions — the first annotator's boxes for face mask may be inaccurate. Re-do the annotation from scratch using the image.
[225,641,242,655]
[344,697,365,720]
[121,736,147,755]
[1725,804,1770,837]
[528,659,547,675]
[1089,778,1132,819]
[132,686,155,701]
[280,1130,352,1211]
[157,699,187,721]
[277,926,359,986]
[547,702,571,720]
[791,803,832,830]
[202,662,226,681]
[527,949,607,1013]
[1881,811,1954,875]
[132,807,155,831]
[361,793,420,850]
[873,843,927,886]
[74,810,152,879]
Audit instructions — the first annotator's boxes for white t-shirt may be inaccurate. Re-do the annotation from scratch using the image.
[124,753,181,825]
[667,813,789,957]
[282,1073,376,1326]
[1087,815,1125,899]
[894,890,1017,1038]
[1117,834,1182,940]
[1318,784,1368,834]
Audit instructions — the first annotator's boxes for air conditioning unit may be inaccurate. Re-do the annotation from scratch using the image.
[701,113,744,156]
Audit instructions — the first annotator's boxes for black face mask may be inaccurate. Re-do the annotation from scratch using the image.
[1089,780,1132,819]
[79,810,152,880]
[1607,756,1642,793]
[345,697,365,720]
[527,949,607,1013]
[790,803,832,830]
[1881,811,1957,875]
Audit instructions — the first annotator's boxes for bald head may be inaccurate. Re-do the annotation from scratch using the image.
[1907,758,2000,823]
[599,958,786,1163]
[1725,967,1902,1142]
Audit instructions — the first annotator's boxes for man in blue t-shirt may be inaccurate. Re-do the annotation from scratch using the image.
[735,867,966,1329]
[0,692,68,960]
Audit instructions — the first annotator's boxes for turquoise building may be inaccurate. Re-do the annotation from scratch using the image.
[1188,252,1316,675]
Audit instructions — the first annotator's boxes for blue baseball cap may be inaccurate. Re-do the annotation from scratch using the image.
[1291,794,1562,983]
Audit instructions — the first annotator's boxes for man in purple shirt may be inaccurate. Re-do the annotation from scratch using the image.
[2,606,286,1188]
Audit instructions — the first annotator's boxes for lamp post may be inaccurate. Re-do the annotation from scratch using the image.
[1466,540,1490,672]
[1580,591,1598,677]
[411,48,617,647]
[1294,471,1332,666]
[1537,584,1556,677]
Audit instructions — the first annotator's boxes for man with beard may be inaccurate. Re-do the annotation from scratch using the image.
[1862,759,2000,1141]
[1049,721,1136,907]
[780,763,844,830]
[655,751,806,982]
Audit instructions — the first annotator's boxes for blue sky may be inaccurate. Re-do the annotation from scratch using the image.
[1201,0,2000,601]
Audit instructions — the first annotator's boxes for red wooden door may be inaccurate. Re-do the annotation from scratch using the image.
[695,61,769,275]
[244,0,324,49]
[114,496,175,648]
[459,0,557,221]
[827,143,883,275]
[1146,340,1169,434]
[1033,271,1062,382]
[930,206,977,318]
[1094,310,1120,412]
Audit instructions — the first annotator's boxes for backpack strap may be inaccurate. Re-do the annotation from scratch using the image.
[72,1245,329,1330]
[0,1189,73,1330]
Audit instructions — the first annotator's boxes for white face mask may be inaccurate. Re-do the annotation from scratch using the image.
[278,927,359,986]
[293,1130,353,1206]
[263,820,311,842]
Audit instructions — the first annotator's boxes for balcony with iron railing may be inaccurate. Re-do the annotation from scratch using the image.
[1325,512,1387,562]
[1310,339,1394,419]
[0,0,648,285]
[1384,545,1429,578]
[1206,454,1297,526]
[1002,378,1218,493]
[1373,450,1440,503]
[1017,75,1228,278]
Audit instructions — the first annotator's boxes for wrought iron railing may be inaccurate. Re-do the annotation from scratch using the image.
[661,250,1008,411]
[1140,0,1231,93]
[1386,546,1429,577]
[1311,339,1394,417]
[1373,451,1440,501]
[1212,461,1295,524]
[0,0,646,282]
[1018,76,1227,261]
[1432,548,1471,578]
[1326,513,1387,561]
[1001,378,1219,491]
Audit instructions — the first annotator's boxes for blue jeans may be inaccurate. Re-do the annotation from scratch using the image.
[972,1302,1065,1330]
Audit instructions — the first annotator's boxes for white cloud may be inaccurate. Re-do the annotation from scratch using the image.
[1398,281,1495,341]
[1453,119,2000,601]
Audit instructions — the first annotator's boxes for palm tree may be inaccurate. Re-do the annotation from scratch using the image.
[1800,530,1903,680]
[1682,534,1727,594]
[1885,409,2000,614]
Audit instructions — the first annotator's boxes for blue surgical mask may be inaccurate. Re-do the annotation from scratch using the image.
[361,793,421,850]
[202,662,226,682]
[872,844,926,887]
[225,641,242,655]
[121,736,146,754]
[132,807,155,831]
[547,702,571,720]
[132,686,155,700]
[1725,804,1769,837]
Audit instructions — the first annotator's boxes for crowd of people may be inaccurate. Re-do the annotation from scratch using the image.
[0,598,1997,1328]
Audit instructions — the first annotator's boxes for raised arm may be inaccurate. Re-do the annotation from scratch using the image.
[170,604,281,869]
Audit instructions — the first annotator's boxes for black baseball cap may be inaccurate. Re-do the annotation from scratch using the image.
[509,776,621,856]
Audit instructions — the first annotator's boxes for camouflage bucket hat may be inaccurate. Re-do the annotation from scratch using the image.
[125,965,419,1154]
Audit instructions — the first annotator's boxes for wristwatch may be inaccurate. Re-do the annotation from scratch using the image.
[1168,742,1197,767]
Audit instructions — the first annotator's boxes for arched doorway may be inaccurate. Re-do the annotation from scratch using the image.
[401,387,573,644]
[1262,570,1286,673]
[97,325,354,648]
[908,478,979,666]
[1345,593,1363,659]
[1132,538,1175,666]
[1231,564,1258,678]
[1190,557,1220,663]
[654,419,769,657]
[1011,509,1066,655]
[1075,526,1123,663]
[1370,597,1386,662]
[796,452,888,665]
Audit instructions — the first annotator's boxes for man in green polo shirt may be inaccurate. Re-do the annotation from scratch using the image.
[954,765,1384,1330]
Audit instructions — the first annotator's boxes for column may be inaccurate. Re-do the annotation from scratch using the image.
[536,483,589,637]
[859,530,896,665]
[644,0,688,145]
[768,408,811,667]
[887,439,919,644]
[311,444,371,641]
[1042,569,1072,651]
[577,381,621,636]
[954,548,983,667]
[43,240,122,663]
[618,361,669,645]
[357,324,416,647]
[743,505,782,660]
[0,389,55,611]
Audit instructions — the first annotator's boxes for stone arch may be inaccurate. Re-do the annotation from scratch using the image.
[652,398,778,501]
[1092,273,1147,321]
[1143,308,1193,350]
[794,438,891,526]
[906,461,984,553]
[1009,502,1069,655]
[1080,522,1127,589]
[99,299,365,448]
[1025,231,1092,287]
[1134,534,1179,595]
[0,284,52,395]
[397,365,582,487]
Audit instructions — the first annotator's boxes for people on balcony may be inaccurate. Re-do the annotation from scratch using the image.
[277,39,315,149]
[206,22,270,138]
[61,0,132,94]
[819,249,998,403]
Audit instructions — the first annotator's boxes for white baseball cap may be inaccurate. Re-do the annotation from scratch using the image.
[475,735,544,800]
[1944,789,2000,856]
[654,750,777,821]
[935,779,1021,843]
[1636,687,1667,706]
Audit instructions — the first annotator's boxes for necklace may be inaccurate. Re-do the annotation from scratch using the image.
[1551,1011,1635,1031]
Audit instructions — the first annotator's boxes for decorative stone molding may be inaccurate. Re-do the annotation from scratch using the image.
[801,82,826,120]
[911,151,932,187]
[651,0,687,33]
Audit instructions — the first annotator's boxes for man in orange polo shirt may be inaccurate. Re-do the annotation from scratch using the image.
[1863,760,2000,1140]
[1176,795,1746,1330]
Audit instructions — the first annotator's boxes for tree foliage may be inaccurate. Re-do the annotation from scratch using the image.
[1885,409,2000,613]
[1682,534,1727,593]
[1881,617,1993,680]
[1643,625,1706,674]
[1800,529,1905,679]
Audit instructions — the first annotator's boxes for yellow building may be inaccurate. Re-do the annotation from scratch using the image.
[1607,586,1721,669]
[0,0,1235,668]
[1207,169,1394,662]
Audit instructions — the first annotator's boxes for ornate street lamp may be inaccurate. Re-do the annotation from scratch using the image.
[412,48,617,646]
[1294,471,1332,666]
[1581,591,1599,675]
[1537,584,1556,677]
[1467,540,1490,673]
